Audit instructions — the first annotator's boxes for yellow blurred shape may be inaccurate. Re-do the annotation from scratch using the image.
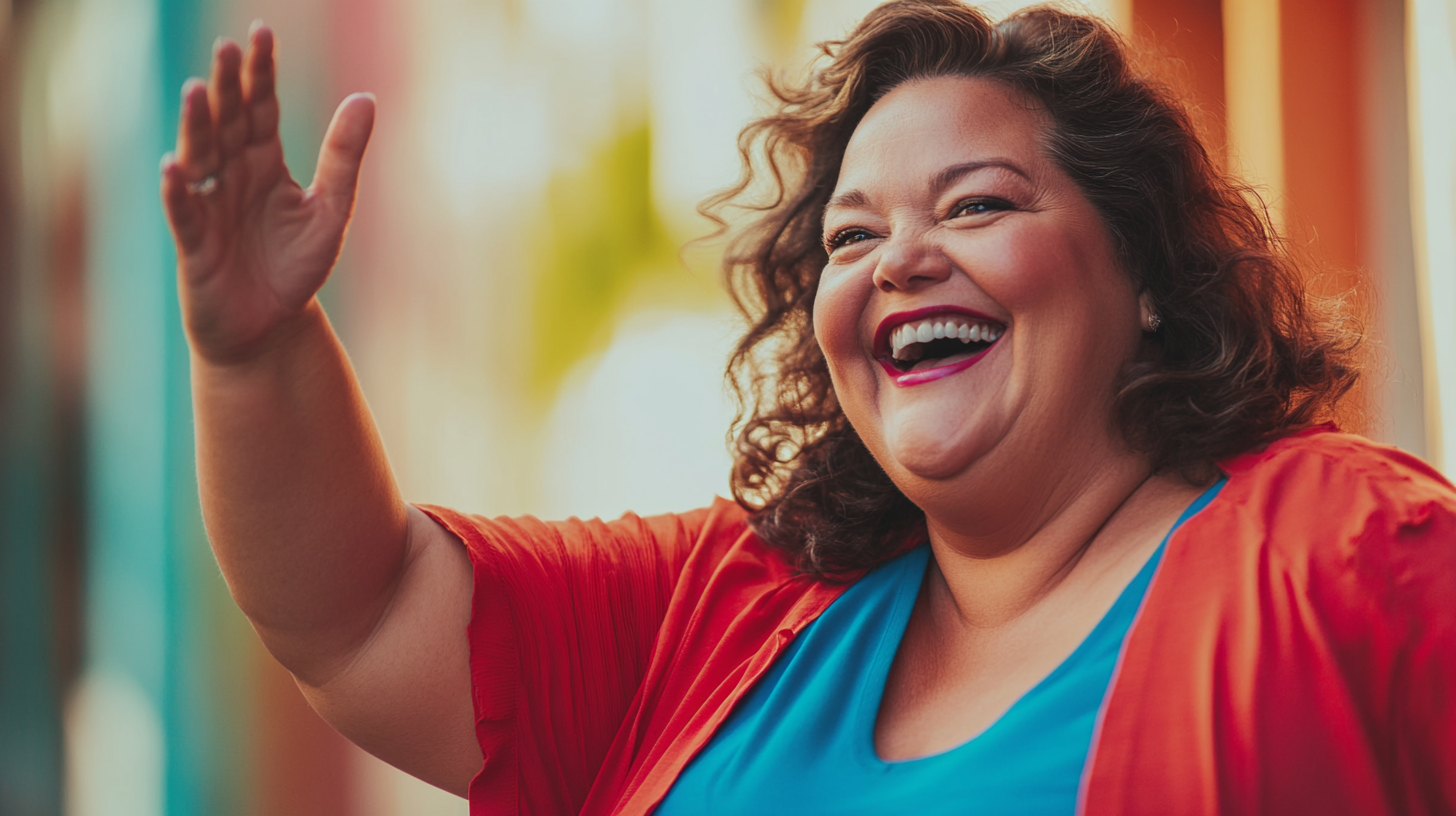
[1222,0,1286,225]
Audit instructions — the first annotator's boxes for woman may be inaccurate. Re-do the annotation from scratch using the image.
[159,2,1456,814]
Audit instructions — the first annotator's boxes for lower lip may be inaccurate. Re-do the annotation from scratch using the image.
[877,344,997,387]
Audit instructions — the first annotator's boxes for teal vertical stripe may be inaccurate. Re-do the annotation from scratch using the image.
[0,184,63,814]
[84,0,170,727]
[83,0,232,814]
[156,0,225,814]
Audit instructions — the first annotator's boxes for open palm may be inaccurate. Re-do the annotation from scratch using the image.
[161,24,375,364]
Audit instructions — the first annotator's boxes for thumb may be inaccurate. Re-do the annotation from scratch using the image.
[311,92,376,213]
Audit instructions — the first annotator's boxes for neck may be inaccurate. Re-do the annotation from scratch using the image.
[918,446,1181,630]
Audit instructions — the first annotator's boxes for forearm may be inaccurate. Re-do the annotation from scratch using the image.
[193,298,409,685]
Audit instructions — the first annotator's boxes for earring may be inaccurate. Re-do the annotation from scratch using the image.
[1138,291,1161,333]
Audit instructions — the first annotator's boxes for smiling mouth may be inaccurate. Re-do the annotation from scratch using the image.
[882,313,1005,373]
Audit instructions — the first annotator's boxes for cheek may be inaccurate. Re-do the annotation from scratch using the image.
[994,233,1142,408]
[812,268,885,445]
[812,267,872,366]
[976,222,1134,330]
[984,229,1079,301]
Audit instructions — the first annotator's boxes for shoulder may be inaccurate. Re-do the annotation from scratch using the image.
[1222,424,1450,490]
[1206,426,1456,616]
[419,496,758,563]
[668,496,756,550]
[663,497,821,599]
[1102,430,1456,811]
[1216,425,1456,527]
[418,495,808,605]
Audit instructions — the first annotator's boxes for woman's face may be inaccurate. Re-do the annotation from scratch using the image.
[814,75,1143,502]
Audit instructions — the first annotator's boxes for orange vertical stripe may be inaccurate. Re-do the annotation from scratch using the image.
[1131,0,1229,164]
[1279,0,1371,431]
[1280,0,1366,284]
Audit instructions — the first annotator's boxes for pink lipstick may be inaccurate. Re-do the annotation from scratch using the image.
[874,306,1005,387]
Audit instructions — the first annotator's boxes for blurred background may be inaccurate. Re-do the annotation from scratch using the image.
[0,0,1452,813]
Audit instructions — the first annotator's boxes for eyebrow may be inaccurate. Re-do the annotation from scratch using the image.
[930,159,1030,194]
[823,159,1031,217]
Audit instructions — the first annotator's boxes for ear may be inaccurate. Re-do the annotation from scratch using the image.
[1139,291,1161,333]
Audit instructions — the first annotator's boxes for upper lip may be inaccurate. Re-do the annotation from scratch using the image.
[873,305,1006,358]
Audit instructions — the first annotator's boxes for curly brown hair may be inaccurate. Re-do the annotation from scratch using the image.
[707,0,1360,575]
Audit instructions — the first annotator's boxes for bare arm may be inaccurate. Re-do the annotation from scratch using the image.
[161,26,481,794]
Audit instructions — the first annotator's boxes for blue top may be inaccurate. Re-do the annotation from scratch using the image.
[657,480,1226,815]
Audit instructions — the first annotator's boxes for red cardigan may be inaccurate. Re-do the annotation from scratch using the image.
[420,428,1456,815]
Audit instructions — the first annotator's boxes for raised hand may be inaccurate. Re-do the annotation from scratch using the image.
[161,23,375,364]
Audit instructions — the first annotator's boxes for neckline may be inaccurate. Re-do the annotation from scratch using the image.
[857,477,1228,768]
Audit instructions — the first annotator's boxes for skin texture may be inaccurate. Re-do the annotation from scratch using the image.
[160,27,480,795]
[815,76,1204,760]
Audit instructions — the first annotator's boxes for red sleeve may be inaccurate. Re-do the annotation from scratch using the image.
[1374,453,1456,812]
[1218,433,1456,814]
[1086,429,1456,815]
[1254,435,1456,814]
[416,498,749,816]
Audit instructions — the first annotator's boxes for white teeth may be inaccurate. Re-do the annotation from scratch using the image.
[889,316,1004,359]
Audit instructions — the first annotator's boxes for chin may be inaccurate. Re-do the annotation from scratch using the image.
[880,422,989,482]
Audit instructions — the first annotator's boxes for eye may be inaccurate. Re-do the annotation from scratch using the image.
[825,227,876,252]
[951,197,1014,218]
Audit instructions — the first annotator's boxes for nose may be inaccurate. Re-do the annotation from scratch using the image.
[871,234,954,293]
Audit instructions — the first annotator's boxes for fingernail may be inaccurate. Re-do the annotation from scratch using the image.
[249,18,264,35]
[213,36,224,54]
[159,152,175,171]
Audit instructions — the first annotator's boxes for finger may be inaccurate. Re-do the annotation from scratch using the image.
[311,93,376,215]
[160,153,207,254]
[210,37,247,159]
[175,79,219,179]
[242,22,280,145]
